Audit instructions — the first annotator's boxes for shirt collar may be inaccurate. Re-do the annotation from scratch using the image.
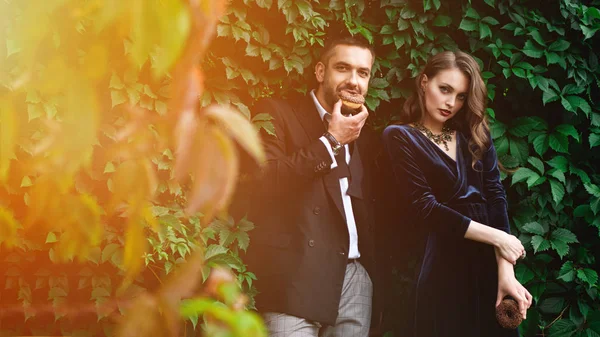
[309,89,329,122]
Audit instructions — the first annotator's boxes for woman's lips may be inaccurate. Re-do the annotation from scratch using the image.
[439,109,451,117]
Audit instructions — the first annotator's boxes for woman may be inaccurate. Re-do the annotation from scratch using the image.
[382,51,532,336]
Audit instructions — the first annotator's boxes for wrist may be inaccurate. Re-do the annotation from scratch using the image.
[492,230,506,248]
[323,131,343,155]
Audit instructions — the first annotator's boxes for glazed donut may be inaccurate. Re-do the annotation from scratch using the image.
[338,92,365,113]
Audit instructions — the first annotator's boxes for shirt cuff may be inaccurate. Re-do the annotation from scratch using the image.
[319,136,338,169]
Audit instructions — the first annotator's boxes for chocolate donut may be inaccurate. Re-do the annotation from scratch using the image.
[496,298,523,329]
[338,92,364,113]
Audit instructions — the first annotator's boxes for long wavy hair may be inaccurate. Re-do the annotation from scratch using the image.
[400,50,490,168]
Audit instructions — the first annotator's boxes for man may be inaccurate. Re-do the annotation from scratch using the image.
[245,35,378,337]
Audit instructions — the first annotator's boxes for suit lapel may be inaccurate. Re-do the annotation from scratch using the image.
[291,95,325,142]
[292,95,347,221]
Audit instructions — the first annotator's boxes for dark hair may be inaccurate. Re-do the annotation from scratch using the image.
[319,35,376,65]
[400,50,489,168]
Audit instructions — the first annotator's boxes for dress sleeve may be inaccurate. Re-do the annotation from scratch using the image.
[382,126,472,239]
[481,140,511,233]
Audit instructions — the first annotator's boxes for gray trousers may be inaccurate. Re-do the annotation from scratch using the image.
[263,260,373,337]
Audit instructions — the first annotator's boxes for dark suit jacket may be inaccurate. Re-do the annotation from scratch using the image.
[243,94,378,326]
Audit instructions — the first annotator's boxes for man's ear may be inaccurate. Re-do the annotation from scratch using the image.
[420,74,428,92]
[315,62,325,83]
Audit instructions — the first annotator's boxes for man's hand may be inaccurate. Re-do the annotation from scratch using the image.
[327,99,369,145]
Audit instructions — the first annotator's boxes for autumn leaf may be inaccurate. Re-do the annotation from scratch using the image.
[0,98,17,181]
[204,104,265,165]
[185,125,239,221]
[0,206,21,247]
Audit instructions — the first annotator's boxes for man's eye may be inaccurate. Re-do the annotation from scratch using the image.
[359,71,369,77]
[336,65,347,71]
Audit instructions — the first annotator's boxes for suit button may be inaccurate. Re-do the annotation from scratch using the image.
[308,239,315,247]
[313,207,320,215]
[339,252,345,256]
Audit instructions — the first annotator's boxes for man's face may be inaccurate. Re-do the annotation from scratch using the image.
[315,45,373,112]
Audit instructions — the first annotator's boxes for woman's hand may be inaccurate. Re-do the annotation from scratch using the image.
[494,231,525,265]
[496,250,533,319]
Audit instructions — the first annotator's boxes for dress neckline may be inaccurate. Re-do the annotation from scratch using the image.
[407,124,459,164]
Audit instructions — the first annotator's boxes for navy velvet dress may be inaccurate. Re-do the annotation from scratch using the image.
[382,124,518,337]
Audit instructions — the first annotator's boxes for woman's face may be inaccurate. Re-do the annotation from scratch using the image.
[420,68,470,128]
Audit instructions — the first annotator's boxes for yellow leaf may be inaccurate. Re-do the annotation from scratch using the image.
[0,206,21,247]
[186,126,238,221]
[211,126,239,211]
[39,56,68,96]
[173,109,203,181]
[130,0,159,67]
[121,209,148,288]
[204,105,265,165]
[152,0,190,78]
[83,44,109,81]
[0,98,17,181]
[24,175,62,227]
[141,203,158,232]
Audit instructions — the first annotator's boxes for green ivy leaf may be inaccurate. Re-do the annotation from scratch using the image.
[204,244,228,260]
[512,167,539,185]
[459,19,478,32]
[397,18,410,31]
[542,88,560,105]
[555,124,580,142]
[546,156,568,172]
[479,23,492,39]
[552,228,578,244]
[533,134,549,156]
[489,120,506,138]
[562,96,592,116]
[531,235,551,253]
[548,319,577,336]
[547,168,566,184]
[558,261,575,282]
[528,28,546,46]
[522,40,544,58]
[581,25,599,40]
[515,264,535,284]
[549,39,570,52]
[590,133,600,148]
[521,222,546,235]
[577,268,598,288]
[584,183,600,198]
[549,133,569,153]
[433,15,452,27]
[549,178,566,204]
[380,25,394,34]
[527,157,545,175]
[494,135,509,156]
[465,7,481,19]
[509,137,529,164]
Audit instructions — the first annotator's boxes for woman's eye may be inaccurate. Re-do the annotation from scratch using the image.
[458,94,466,101]
[440,86,448,93]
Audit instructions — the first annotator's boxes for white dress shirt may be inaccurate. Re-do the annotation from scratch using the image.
[310,90,360,259]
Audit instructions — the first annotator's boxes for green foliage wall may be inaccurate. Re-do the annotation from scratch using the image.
[206,0,600,336]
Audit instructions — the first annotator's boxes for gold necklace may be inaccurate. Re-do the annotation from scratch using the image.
[414,122,453,151]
